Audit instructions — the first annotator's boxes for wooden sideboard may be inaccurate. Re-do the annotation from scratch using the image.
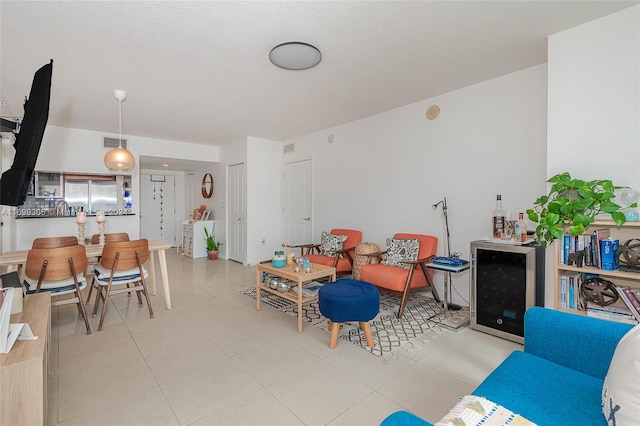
[0,292,51,425]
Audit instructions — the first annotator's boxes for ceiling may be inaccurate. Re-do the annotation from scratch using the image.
[1,1,638,170]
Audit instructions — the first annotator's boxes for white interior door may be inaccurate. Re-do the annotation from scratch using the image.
[140,174,175,245]
[282,159,312,246]
[228,164,246,263]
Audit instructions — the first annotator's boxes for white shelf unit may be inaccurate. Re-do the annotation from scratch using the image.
[554,220,640,316]
[182,220,214,258]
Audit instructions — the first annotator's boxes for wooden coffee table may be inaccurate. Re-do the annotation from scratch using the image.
[256,262,336,332]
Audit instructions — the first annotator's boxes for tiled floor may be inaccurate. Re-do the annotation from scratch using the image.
[48,251,522,426]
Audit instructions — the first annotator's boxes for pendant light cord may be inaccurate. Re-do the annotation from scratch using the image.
[118,99,123,148]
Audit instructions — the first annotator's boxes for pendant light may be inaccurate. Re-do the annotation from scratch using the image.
[104,89,135,171]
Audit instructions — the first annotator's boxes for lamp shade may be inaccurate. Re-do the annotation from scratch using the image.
[104,147,135,171]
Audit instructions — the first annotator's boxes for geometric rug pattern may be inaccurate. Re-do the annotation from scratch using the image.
[240,287,470,357]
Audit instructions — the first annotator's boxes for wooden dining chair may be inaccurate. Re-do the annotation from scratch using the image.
[32,236,79,249]
[24,244,92,334]
[85,233,130,303]
[90,239,154,331]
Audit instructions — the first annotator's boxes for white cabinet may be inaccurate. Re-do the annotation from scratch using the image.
[34,171,62,198]
[182,220,214,258]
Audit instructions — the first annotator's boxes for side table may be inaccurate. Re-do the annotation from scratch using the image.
[256,262,336,332]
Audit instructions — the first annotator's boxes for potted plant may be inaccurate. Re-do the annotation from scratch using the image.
[204,224,220,260]
[526,172,632,248]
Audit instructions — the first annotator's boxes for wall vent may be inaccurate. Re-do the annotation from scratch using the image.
[103,136,127,149]
[283,143,294,154]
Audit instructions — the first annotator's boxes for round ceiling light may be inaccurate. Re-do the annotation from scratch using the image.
[269,41,322,70]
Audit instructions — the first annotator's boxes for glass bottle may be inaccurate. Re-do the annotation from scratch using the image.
[515,212,527,242]
[492,195,505,239]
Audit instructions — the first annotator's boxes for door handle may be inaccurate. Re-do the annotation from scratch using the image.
[302,217,311,221]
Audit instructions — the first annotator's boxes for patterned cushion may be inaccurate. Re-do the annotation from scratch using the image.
[435,395,536,426]
[24,275,86,295]
[381,238,420,269]
[319,231,347,257]
[93,264,149,284]
[602,324,640,426]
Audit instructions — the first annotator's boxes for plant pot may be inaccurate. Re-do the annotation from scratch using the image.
[208,250,218,260]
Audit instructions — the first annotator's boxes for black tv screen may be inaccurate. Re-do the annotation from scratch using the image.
[0,60,53,206]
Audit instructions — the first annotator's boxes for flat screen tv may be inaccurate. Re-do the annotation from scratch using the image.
[0,60,53,206]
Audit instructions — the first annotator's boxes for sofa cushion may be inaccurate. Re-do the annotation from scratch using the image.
[602,324,640,426]
[435,395,535,426]
[381,238,419,269]
[319,231,347,256]
[380,410,433,426]
[474,350,606,426]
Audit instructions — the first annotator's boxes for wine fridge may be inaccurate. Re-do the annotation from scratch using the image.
[470,240,544,343]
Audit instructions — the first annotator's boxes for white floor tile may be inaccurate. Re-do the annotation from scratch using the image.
[267,362,374,425]
[160,358,262,425]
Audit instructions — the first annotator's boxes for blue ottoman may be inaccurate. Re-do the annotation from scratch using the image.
[318,278,380,348]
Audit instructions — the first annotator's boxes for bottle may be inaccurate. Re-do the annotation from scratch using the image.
[492,194,506,239]
[515,212,527,242]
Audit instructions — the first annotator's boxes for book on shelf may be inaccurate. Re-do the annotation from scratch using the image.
[592,228,610,269]
[616,286,640,322]
[559,272,581,309]
[586,302,638,325]
[600,239,620,271]
[562,234,572,265]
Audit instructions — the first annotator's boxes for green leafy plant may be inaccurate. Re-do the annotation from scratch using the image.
[526,172,632,248]
[204,224,220,251]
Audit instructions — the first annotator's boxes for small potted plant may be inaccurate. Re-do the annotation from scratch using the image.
[526,172,632,248]
[204,224,220,260]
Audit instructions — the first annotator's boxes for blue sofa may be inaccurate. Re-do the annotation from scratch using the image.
[381,307,633,426]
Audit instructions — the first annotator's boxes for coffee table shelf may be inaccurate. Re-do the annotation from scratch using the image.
[256,262,336,332]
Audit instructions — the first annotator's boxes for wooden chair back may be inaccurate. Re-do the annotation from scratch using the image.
[100,239,149,271]
[32,236,79,249]
[25,245,88,281]
[91,233,130,244]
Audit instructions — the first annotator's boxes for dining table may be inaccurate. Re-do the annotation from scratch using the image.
[0,239,175,309]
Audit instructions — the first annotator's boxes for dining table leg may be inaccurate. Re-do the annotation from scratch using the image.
[157,248,171,309]
[149,251,157,295]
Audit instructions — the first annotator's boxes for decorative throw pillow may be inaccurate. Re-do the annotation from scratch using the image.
[435,395,536,426]
[602,324,640,426]
[381,238,420,269]
[319,231,347,257]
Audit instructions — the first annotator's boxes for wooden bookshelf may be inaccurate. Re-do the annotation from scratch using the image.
[554,221,640,318]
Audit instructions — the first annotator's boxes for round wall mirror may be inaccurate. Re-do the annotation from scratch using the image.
[201,173,214,198]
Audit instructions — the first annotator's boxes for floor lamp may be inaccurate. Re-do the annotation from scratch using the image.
[432,197,462,311]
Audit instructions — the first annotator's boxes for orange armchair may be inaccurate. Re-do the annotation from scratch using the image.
[360,233,441,318]
[297,229,362,276]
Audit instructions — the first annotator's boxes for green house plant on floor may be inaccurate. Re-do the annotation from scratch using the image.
[204,224,221,260]
[526,172,633,248]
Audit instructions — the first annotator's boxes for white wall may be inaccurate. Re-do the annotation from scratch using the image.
[217,136,282,265]
[246,137,283,264]
[548,6,640,184]
[1,125,219,250]
[547,6,640,306]
[283,65,548,305]
[187,164,224,257]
